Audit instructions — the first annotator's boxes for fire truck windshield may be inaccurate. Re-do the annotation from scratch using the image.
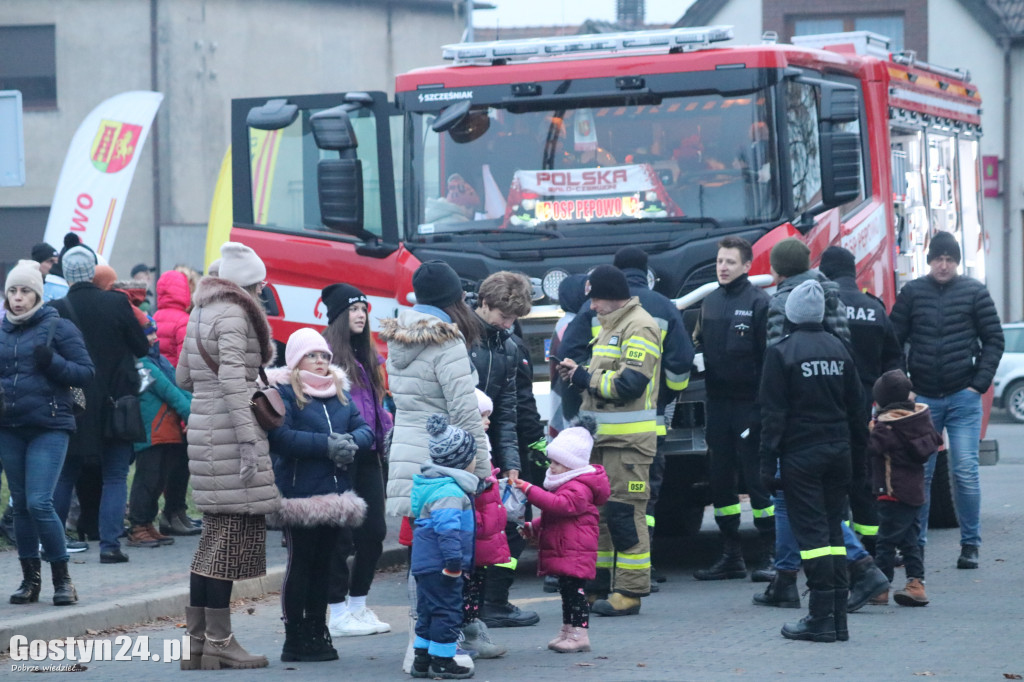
[411,89,780,240]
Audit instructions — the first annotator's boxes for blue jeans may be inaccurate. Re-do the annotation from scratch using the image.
[773,490,869,571]
[54,441,133,553]
[0,428,71,563]
[917,389,982,547]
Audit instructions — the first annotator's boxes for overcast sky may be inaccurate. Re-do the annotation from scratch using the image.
[473,0,698,29]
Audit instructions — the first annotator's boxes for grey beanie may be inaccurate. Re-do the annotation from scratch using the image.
[785,279,825,325]
[425,414,476,470]
[61,245,98,285]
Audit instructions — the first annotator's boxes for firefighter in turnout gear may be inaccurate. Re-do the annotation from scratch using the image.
[818,246,905,556]
[559,247,693,586]
[558,265,662,616]
[760,280,868,643]
[692,237,774,582]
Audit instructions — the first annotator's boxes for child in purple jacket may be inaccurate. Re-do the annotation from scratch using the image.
[513,417,610,653]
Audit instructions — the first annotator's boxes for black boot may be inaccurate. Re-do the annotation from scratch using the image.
[753,569,801,608]
[410,647,431,678]
[695,535,747,580]
[481,566,539,627]
[303,618,338,661]
[428,655,474,679]
[781,590,836,642]
[834,589,849,642]
[847,556,890,612]
[51,560,77,606]
[10,558,42,604]
[280,619,303,662]
[750,530,776,583]
[957,544,979,569]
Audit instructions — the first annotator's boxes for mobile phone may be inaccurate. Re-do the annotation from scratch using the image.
[549,354,563,363]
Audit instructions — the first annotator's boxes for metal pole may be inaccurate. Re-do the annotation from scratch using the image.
[1002,37,1012,321]
[150,0,162,273]
[464,0,474,42]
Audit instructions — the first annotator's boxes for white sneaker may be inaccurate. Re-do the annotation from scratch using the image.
[350,606,391,634]
[328,610,377,637]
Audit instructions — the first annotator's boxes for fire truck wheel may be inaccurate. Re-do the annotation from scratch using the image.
[927,449,959,529]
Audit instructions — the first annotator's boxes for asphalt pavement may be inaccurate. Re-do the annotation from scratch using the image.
[2,412,1023,679]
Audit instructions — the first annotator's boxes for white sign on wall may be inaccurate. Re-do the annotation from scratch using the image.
[0,90,26,187]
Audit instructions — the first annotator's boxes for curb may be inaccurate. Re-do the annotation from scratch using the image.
[0,545,407,653]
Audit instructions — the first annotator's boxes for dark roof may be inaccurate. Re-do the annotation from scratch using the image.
[674,0,730,27]
[954,0,1024,38]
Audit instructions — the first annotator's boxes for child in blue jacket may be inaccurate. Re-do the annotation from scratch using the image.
[410,414,478,679]
[267,328,370,663]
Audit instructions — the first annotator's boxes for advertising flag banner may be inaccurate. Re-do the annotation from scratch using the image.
[43,91,163,260]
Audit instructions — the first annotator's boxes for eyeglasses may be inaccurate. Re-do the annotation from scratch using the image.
[304,351,331,361]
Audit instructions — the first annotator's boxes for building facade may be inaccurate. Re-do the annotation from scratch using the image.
[0,0,465,277]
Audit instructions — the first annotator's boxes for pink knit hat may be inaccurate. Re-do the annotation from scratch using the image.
[547,425,594,470]
[285,328,332,370]
[475,388,493,415]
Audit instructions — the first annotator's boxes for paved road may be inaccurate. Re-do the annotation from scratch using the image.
[7,415,1023,680]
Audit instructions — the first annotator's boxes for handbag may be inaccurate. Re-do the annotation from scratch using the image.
[44,319,87,416]
[195,310,285,431]
[107,393,146,442]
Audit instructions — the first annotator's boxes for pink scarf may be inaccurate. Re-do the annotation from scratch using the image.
[543,464,596,491]
[298,370,337,398]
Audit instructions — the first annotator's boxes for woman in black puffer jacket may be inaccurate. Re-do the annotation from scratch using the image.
[0,260,93,607]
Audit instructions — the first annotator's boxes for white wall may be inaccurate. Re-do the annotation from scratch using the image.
[929,0,1017,321]
[708,0,764,47]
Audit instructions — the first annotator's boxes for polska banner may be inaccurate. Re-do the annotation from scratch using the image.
[43,91,163,260]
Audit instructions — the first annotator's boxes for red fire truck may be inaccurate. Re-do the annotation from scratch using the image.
[225,26,989,534]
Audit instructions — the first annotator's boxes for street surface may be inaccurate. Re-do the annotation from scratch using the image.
[7,412,1024,680]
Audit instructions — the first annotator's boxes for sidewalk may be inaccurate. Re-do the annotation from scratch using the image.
[0,515,408,653]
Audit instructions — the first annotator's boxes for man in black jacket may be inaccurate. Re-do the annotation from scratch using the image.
[889,231,1003,570]
[470,271,541,628]
[49,241,149,564]
[693,237,774,582]
[760,280,867,643]
[819,246,904,556]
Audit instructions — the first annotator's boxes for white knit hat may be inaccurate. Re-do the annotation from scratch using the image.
[5,259,44,301]
[475,388,493,415]
[218,242,266,288]
[547,423,594,470]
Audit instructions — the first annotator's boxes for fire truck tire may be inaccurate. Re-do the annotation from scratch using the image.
[927,449,959,529]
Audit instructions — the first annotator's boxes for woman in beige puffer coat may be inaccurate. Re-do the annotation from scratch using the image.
[175,242,279,671]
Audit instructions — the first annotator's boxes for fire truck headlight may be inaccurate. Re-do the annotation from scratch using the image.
[542,269,569,302]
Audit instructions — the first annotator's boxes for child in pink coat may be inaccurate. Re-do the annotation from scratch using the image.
[513,417,610,653]
[460,390,510,659]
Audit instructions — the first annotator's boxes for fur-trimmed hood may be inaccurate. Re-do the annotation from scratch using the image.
[194,276,274,365]
[264,364,352,393]
[269,490,366,528]
[378,308,465,371]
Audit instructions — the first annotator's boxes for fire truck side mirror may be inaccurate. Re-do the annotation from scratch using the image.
[820,131,861,207]
[310,106,365,234]
[246,99,299,131]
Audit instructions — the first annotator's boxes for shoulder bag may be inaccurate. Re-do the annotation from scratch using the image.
[45,317,87,416]
[195,309,285,431]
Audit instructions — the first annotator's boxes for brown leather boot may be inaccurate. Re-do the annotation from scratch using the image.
[180,606,205,670]
[145,523,175,546]
[551,626,591,653]
[126,525,160,548]
[868,589,889,606]
[893,578,929,606]
[201,607,269,669]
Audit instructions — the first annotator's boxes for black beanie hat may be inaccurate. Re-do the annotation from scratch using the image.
[873,369,913,409]
[588,264,630,301]
[412,260,463,308]
[927,231,961,264]
[613,246,648,272]
[770,238,811,278]
[818,246,856,281]
[322,283,369,325]
[31,242,58,263]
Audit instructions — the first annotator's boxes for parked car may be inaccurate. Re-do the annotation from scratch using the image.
[993,322,1024,422]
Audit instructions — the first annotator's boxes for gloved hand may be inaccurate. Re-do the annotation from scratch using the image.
[527,438,550,468]
[239,442,258,484]
[33,345,54,369]
[328,432,358,467]
[569,366,591,391]
[760,457,781,493]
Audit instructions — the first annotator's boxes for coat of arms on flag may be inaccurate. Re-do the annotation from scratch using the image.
[90,119,142,173]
